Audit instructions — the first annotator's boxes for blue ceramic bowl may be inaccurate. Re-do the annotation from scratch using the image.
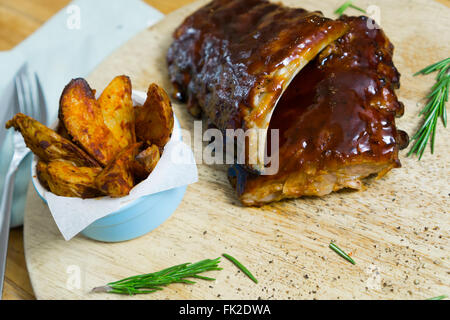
[30,90,187,242]
[32,178,186,242]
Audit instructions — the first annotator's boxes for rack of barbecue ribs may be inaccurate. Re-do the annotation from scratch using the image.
[167,0,409,206]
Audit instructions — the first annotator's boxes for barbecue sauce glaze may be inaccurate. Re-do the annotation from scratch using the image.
[167,0,408,204]
[240,16,408,196]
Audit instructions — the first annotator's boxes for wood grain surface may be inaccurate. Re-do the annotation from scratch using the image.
[22,0,450,300]
[3,0,449,300]
[1,0,197,300]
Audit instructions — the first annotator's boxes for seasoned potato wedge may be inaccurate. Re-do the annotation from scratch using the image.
[98,75,135,149]
[59,78,121,166]
[134,105,143,123]
[135,83,174,147]
[130,160,149,182]
[56,121,71,140]
[95,142,142,197]
[130,144,161,181]
[36,161,50,190]
[5,113,99,167]
[8,76,173,200]
[43,160,103,198]
[136,144,160,174]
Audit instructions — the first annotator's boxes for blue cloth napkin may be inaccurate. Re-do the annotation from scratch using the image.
[0,0,163,227]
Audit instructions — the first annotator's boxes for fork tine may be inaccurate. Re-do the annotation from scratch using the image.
[19,69,35,118]
[13,65,47,124]
[17,72,31,116]
[14,74,27,115]
[34,72,47,125]
[13,64,28,114]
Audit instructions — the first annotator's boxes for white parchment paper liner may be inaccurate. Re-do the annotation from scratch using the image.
[31,90,198,240]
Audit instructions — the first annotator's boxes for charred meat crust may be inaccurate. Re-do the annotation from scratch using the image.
[229,15,409,206]
[167,0,348,131]
[167,0,408,206]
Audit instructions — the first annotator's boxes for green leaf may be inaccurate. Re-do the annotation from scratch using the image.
[222,253,258,284]
[329,242,356,265]
[93,257,222,295]
[427,295,448,300]
[335,1,366,16]
[409,57,449,159]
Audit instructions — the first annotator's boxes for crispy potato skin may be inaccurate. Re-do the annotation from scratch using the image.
[135,83,174,147]
[5,113,99,167]
[136,144,160,173]
[131,144,161,182]
[98,75,136,149]
[44,160,103,198]
[95,142,142,197]
[59,78,121,166]
[36,161,50,190]
[133,105,143,126]
[8,77,170,200]
[130,160,149,182]
[56,121,71,140]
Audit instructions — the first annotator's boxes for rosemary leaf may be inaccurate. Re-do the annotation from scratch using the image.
[92,257,222,295]
[329,242,356,265]
[349,4,367,13]
[427,295,447,300]
[409,57,450,159]
[222,253,258,284]
[335,0,352,15]
[335,1,366,16]
[414,57,450,76]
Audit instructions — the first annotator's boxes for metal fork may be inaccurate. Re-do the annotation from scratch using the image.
[0,64,47,298]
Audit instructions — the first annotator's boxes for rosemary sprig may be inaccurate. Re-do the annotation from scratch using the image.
[408,57,450,159]
[329,242,356,265]
[92,257,222,295]
[427,294,448,300]
[335,1,366,16]
[222,253,258,284]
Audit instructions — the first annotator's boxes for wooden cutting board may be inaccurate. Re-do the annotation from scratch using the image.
[24,0,449,300]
